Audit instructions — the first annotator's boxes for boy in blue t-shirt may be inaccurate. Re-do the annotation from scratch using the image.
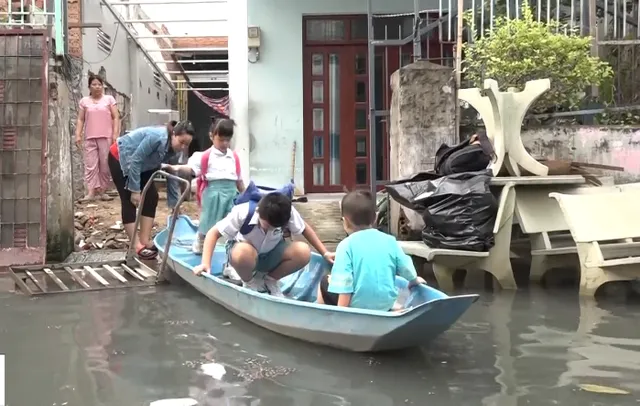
[316,190,426,311]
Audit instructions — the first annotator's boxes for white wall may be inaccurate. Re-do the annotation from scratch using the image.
[243,0,440,191]
[81,0,174,130]
[129,39,175,127]
[82,0,132,95]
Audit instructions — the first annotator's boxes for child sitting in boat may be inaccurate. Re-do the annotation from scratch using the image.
[317,190,426,311]
[163,118,245,254]
[193,192,335,297]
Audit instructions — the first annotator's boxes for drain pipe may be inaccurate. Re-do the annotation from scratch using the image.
[99,0,176,92]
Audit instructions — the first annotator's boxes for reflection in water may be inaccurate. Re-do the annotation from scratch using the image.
[76,290,125,403]
[1,284,640,405]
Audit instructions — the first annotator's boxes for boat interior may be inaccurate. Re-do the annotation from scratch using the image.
[155,216,450,310]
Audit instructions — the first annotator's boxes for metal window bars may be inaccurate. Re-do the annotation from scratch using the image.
[365,0,456,196]
[363,0,640,196]
[0,0,64,54]
[0,0,56,27]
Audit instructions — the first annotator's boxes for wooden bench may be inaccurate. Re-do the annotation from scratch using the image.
[514,184,620,282]
[549,189,640,296]
[399,182,517,291]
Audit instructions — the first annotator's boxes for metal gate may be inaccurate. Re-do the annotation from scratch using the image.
[0,30,48,267]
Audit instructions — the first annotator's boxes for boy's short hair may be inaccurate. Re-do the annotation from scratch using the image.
[257,193,291,228]
[341,190,376,227]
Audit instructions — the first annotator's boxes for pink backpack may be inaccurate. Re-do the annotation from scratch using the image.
[195,148,241,207]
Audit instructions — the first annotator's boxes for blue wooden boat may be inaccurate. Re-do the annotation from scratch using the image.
[154,215,479,352]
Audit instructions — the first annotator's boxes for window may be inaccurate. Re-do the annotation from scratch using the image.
[355,81,366,102]
[355,54,366,75]
[305,19,345,41]
[356,136,366,157]
[355,109,367,130]
[153,72,162,89]
[356,163,367,184]
[311,53,323,75]
[97,28,112,54]
[312,81,324,103]
[351,15,422,40]
[313,135,324,158]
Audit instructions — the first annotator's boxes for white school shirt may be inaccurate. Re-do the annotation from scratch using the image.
[187,147,240,181]
[216,202,306,254]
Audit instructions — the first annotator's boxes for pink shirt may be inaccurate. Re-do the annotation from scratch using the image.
[79,95,116,140]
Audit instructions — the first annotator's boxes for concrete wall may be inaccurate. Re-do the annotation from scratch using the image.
[47,70,76,261]
[128,39,174,127]
[522,126,640,183]
[389,61,456,239]
[245,0,441,190]
[81,0,174,128]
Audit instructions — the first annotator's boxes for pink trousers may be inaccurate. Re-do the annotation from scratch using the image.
[84,137,112,191]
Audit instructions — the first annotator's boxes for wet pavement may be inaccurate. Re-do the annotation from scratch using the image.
[1,278,640,406]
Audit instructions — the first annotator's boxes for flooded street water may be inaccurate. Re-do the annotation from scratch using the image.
[2,279,640,406]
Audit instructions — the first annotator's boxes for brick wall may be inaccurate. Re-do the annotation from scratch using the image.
[67,0,81,57]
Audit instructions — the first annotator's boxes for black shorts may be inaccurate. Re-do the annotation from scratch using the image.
[319,274,339,306]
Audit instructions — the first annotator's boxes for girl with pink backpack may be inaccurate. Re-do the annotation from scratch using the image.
[163,118,245,253]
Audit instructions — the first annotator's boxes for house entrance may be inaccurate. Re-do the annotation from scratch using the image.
[303,44,372,192]
[302,15,453,193]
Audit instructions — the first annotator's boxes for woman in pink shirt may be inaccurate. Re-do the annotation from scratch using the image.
[75,74,120,201]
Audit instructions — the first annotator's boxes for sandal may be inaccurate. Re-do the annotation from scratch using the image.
[146,244,159,253]
[137,246,158,260]
[99,194,114,201]
[78,195,95,203]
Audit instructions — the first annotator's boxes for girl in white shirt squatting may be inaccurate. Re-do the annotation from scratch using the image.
[165,118,246,253]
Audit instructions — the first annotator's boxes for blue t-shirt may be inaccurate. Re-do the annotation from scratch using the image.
[328,229,418,311]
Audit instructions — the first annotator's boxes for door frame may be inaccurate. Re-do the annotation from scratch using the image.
[301,14,450,193]
[303,44,396,193]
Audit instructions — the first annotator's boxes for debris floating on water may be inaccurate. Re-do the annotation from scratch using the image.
[200,362,226,380]
[578,384,630,395]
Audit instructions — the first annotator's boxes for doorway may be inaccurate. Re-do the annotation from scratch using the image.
[303,45,369,192]
[302,15,452,193]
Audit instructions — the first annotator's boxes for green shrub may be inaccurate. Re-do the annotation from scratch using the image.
[463,4,613,113]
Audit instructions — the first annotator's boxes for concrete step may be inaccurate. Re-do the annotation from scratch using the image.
[294,199,345,248]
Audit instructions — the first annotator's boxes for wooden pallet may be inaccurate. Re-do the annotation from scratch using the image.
[9,259,160,296]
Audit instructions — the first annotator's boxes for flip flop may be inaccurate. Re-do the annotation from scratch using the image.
[146,244,159,253]
[137,246,158,260]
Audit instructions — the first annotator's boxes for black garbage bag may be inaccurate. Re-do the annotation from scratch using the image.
[434,131,495,175]
[385,170,498,252]
[384,172,442,211]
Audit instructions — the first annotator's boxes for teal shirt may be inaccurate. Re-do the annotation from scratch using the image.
[328,229,418,311]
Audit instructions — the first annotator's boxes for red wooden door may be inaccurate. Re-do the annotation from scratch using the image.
[303,42,451,193]
[303,45,370,193]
